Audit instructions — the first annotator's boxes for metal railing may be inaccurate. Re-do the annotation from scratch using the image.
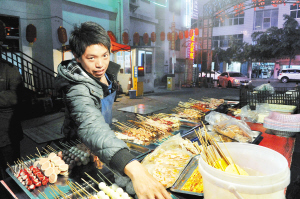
[1,45,60,98]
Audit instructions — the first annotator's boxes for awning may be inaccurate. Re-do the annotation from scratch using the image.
[111,40,131,53]
[108,30,130,53]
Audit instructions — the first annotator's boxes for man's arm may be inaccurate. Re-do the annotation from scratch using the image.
[0,64,23,108]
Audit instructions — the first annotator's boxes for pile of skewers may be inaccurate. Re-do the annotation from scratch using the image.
[130,114,174,133]
[114,114,176,145]
[147,113,181,129]
[173,107,204,120]
[194,124,248,175]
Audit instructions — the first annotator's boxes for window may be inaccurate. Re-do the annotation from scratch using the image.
[228,13,244,26]
[145,52,152,73]
[213,13,244,27]
[212,34,243,48]
[138,50,152,74]
[290,3,300,18]
[254,9,278,30]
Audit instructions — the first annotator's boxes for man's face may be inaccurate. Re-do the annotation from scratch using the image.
[76,44,110,80]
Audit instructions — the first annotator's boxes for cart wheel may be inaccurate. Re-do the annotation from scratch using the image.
[281,77,288,83]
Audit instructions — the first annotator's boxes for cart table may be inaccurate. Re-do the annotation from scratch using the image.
[117,104,167,115]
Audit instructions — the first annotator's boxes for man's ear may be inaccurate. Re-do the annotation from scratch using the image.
[73,54,80,62]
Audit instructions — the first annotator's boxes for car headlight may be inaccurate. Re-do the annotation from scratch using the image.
[234,79,239,83]
[249,80,252,83]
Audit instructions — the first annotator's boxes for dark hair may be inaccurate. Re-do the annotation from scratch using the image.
[69,21,111,58]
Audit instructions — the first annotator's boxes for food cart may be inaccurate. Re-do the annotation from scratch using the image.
[1,97,298,199]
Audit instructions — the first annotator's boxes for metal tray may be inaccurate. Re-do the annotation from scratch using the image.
[6,160,100,199]
[6,142,150,198]
[170,154,203,197]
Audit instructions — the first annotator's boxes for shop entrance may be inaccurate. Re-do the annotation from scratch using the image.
[252,62,275,79]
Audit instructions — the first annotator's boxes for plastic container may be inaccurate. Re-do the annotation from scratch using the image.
[198,143,290,199]
[129,90,136,99]
[263,111,300,137]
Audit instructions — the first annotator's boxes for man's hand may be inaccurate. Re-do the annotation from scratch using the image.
[124,160,172,199]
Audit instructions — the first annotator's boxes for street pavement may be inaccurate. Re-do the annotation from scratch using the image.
[20,78,296,157]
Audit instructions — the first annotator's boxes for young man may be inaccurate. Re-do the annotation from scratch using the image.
[55,21,171,199]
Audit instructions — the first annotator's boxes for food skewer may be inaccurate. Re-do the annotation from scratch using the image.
[38,190,49,199]
[74,181,92,198]
[49,185,60,199]
[67,181,85,198]
[219,136,240,175]
[98,171,126,196]
[7,163,16,175]
[81,178,98,193]
[48,191,57,199]
[51,185,70,199]
[36,147,42,157]
[197,124,243,175]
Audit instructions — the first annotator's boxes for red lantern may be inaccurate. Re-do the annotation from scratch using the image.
[107,31,117,42]
[0,20,6,42]
[160,32,165,41]
[179,31,183,40]
[133,32,139,45]
[26,24,37,43]
[184,30,189,38]
[122,32,129,45]
[57,26,67,44]
[195,28,199,36]
[189,29,194,37]
[167,32,171,41]
[151,32,156,42]
[143,33,149,45]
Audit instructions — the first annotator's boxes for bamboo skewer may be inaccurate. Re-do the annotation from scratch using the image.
[97,174,105,183]
[196,123,242,175]
[47,145,57,152]
[104,166,120,177]
[49,185,60,199]
[98,170,112,185]
[74,181,91,197]
[38,190,49,199]
[67,181,84,198]
[49,191,57,199]
[219,136,240,175]
[36,147,42,157]
[81,178,98,193]
[85,172,100,184]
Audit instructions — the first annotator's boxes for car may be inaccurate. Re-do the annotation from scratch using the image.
[218,72,252,88]
[277,68,300,83]
[199,71,221,80]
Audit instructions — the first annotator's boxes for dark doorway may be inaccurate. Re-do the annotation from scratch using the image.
[0,15,20,51]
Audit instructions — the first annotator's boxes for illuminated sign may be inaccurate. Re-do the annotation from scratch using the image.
[188,30,195,60]
[138,66,144,76]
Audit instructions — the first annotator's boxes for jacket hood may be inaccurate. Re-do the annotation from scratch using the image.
[55,59,99,91]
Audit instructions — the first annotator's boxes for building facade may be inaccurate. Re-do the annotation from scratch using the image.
[0,0,201,93]
[201,0,300,79]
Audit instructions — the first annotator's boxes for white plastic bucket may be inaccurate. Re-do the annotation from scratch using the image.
[198,143,290,199]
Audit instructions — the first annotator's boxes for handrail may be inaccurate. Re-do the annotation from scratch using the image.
[1,45,60,98]
[13,48,57,75]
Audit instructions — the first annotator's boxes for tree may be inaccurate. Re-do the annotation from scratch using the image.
[212,47,232,71]
[252,14,300,67]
